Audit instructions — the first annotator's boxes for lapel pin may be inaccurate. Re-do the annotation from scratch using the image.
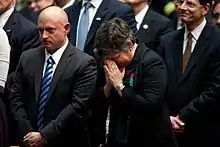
[5,29,11,33]
[96,17,101,21]
[143,24,148,30]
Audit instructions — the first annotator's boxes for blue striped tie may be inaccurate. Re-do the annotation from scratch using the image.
[37,56,55,129]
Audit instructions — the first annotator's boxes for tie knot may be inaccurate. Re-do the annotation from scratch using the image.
[84,1,92,9]
[47,56,55,65]
[188,32,193,39]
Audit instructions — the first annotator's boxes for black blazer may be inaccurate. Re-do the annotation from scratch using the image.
[96,44,177,147]
[65,0,137,57]
[3,10,41,89]
[137,9,174,50]
[19,7,40,24]
[157,22,220,146]
[9,43,97,147]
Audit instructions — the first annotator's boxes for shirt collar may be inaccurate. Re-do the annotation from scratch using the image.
[135,4,149,26]
[184,18,206,41]
[82,0,103,8]
[45,38,69,64]
[0,6,14,28]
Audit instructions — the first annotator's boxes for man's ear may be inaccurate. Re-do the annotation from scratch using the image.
[64,23,70,34]
[202,4,210,16]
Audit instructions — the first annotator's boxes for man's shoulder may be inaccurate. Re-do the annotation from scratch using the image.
[9,11,38,34]
[148,9,172,24]
[138,43,164,64]
[160,29,180,42]
[109,0,133,13]
[68,43,95,61]
[21,47,42,60]
[206,23,220,41]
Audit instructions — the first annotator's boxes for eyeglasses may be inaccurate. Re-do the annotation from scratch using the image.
[175,0,201,8]
[213,12,220,20]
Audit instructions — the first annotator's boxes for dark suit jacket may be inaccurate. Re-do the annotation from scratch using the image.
[65,0,137,57]
[96,44,177,147]
[19,7,40,24]
[0,86,9,147]
[3,10,41,145]
[9,43,97,147]
[3,10,41,89]
[137,9,174,50]
[157,22,220,146]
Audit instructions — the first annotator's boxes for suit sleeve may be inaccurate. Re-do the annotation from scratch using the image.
[160,20,174,36]
[9,53,34,139]
[155,35,166,59]
[40,57,97,143]
[6,25,41,91]
[122,56,167,112]
[179,45,220,122]
[154,20,174,50]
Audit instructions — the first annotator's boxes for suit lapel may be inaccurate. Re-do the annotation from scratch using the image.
[34,48,45,101]
[179,23,211,83]
[171,28,184,82]
[68,0,82,45]
[137,9,155,44]
[3,10,17,38]
[84,0,108,52]
[47,43,74,100]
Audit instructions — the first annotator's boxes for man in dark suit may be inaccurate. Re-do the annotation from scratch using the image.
[122,0,174,50]
[94,18,177,147]
[157,0,220,146]
[9,6,97,147]
[1,1,41,145]
[0,0,41,88]
[65,0,137,57]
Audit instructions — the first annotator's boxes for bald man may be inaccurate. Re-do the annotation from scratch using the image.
[9,6,97,147]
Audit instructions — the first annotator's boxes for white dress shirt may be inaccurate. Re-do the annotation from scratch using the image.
[135,4,149,30]
[76,0,103,44]
[0,28,10,88]
[62,0,75,9]
[43,38,69,77]
[183,18,206,54]
[0,6,14,28]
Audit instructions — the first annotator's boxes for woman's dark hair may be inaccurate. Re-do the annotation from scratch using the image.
[94,18,136,58]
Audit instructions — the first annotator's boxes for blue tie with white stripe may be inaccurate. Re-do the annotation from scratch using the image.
[37,56,55,129]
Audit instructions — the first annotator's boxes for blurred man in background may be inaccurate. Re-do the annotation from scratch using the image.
[19,0,54,24]
[27,0,54,12]
[212,0,220,27]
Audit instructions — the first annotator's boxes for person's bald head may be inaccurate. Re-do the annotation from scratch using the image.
[39,6,69,25]
[38,6,70,54]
